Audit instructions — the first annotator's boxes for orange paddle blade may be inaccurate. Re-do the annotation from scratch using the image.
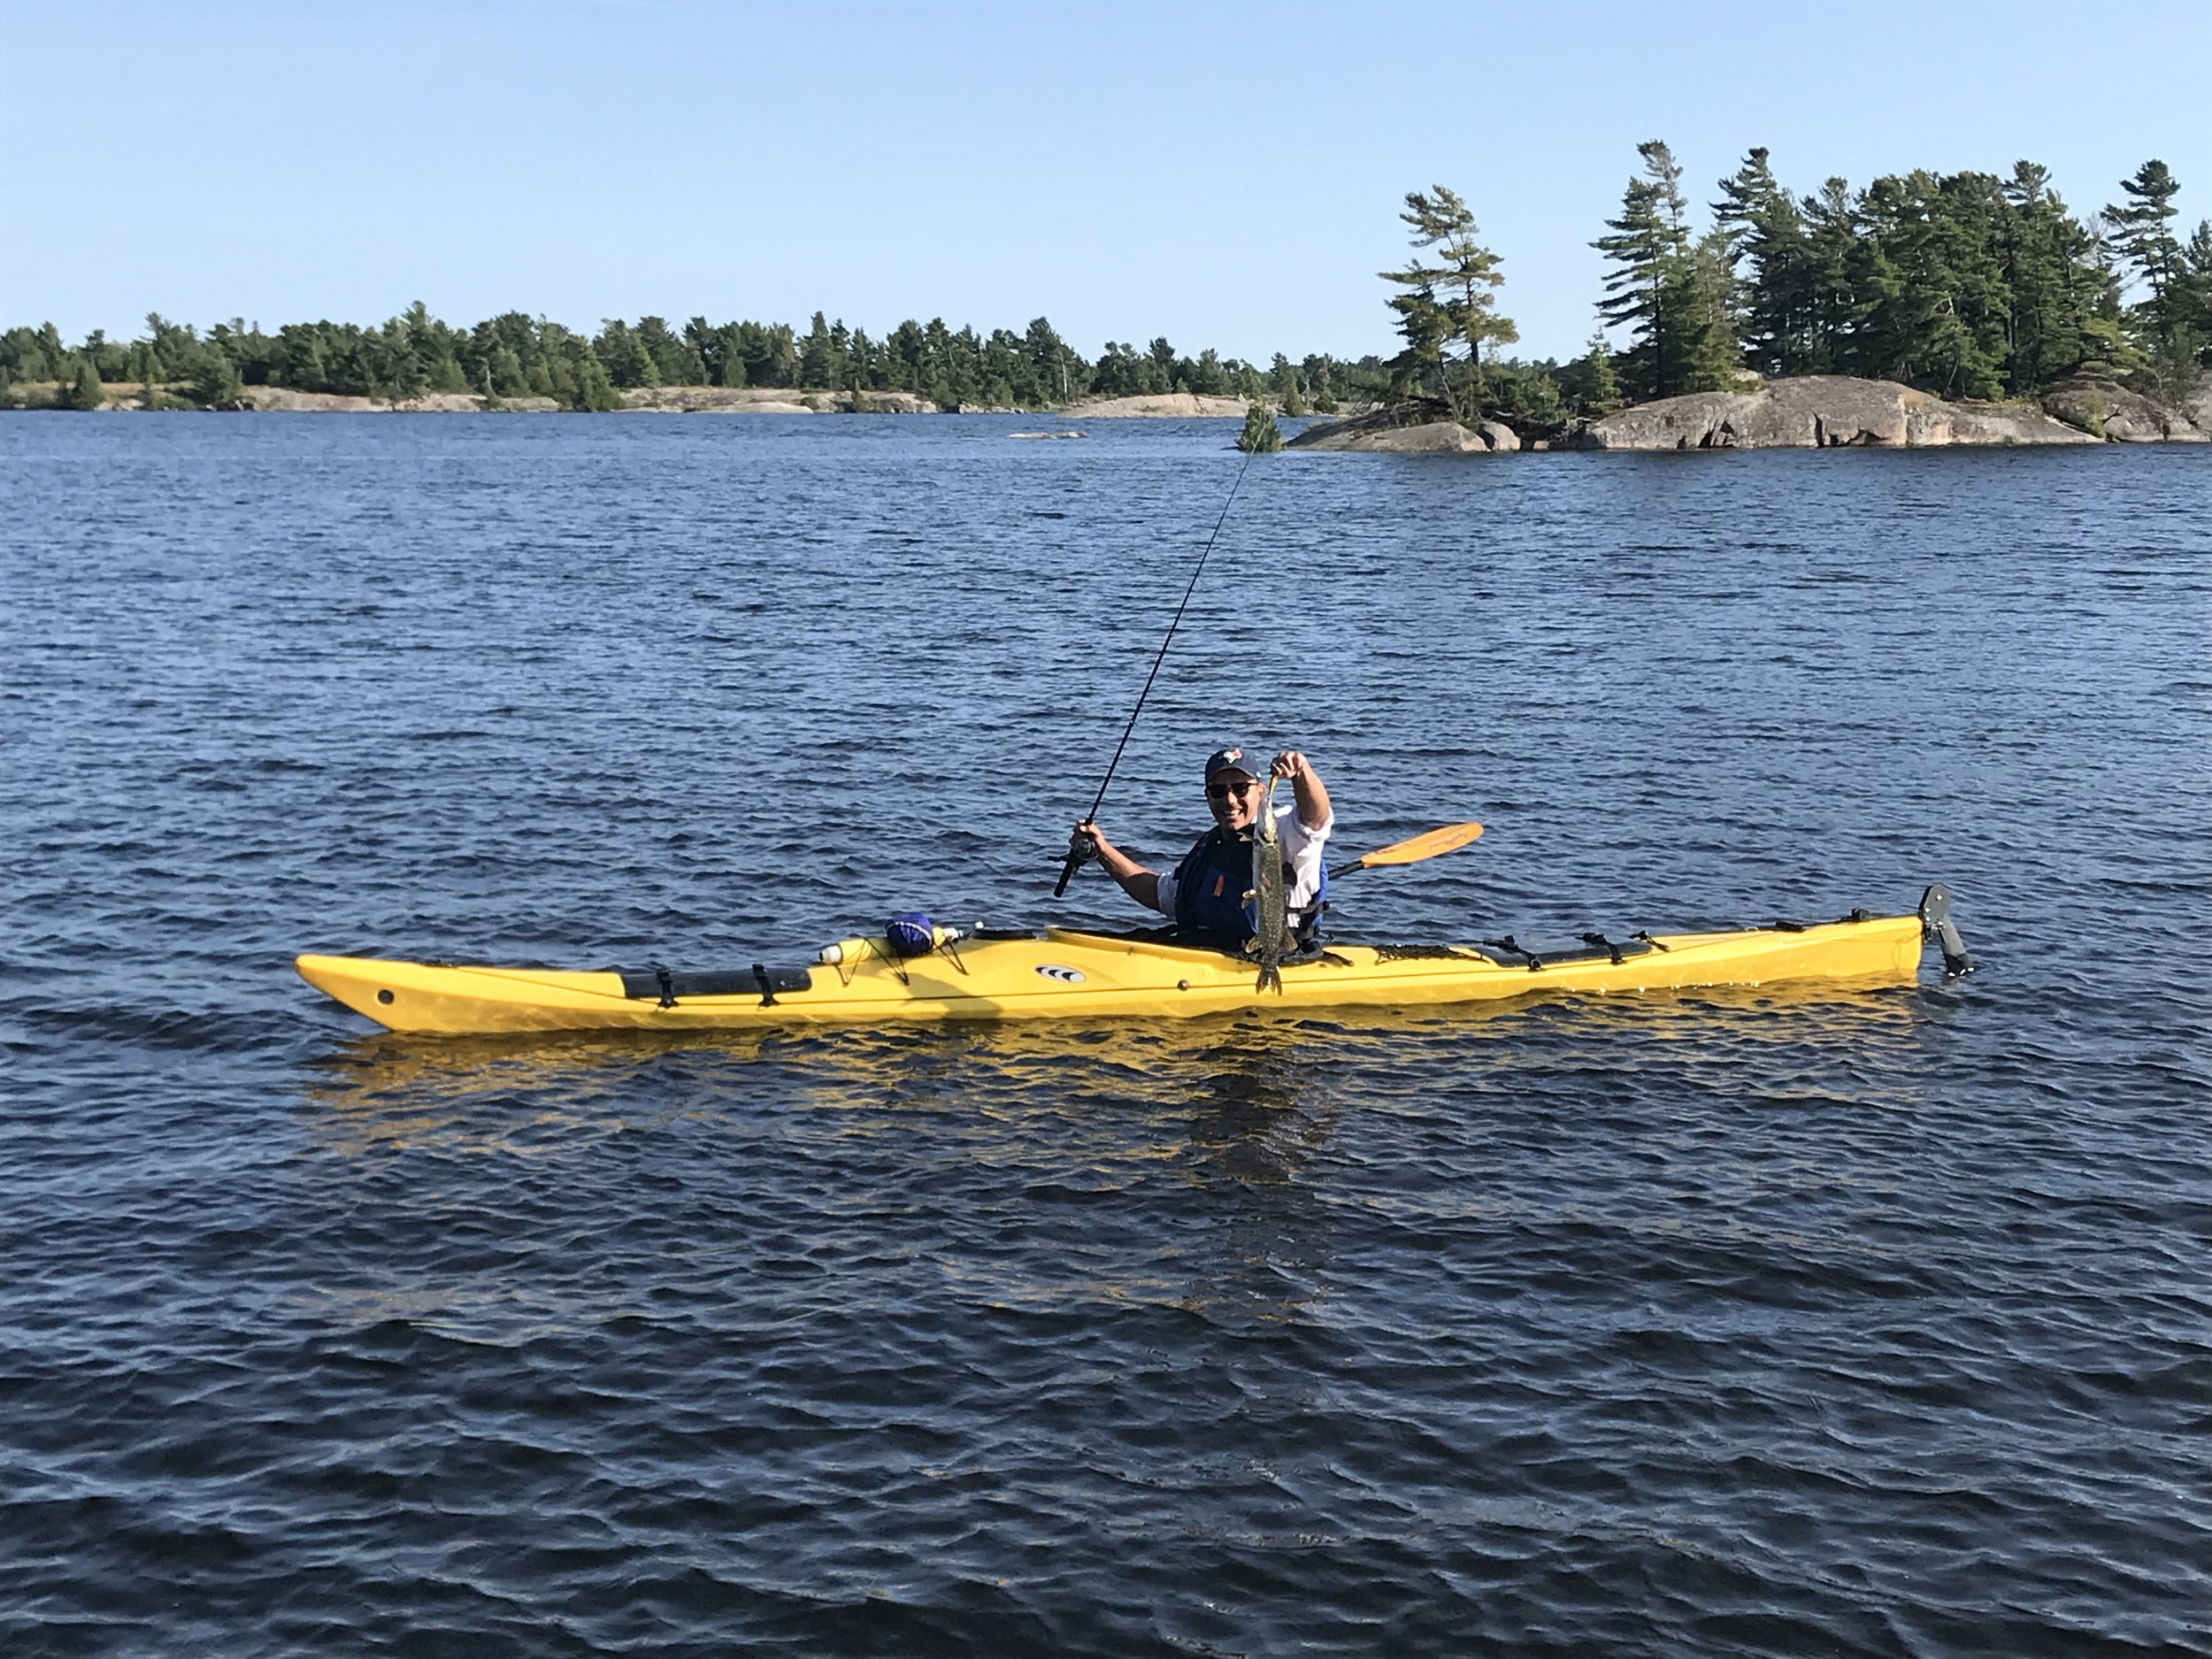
[1353,821,1484,869]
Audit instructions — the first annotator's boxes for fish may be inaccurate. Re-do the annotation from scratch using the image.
[1248,775,1288,994]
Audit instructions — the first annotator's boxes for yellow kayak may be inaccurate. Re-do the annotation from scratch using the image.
[295,888,1964,1035]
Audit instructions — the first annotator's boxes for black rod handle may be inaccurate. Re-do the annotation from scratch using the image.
[1053,830,1098,898]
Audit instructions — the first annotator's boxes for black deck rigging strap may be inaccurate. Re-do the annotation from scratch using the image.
[619,964,817,1002]
[1480,935,1546,972]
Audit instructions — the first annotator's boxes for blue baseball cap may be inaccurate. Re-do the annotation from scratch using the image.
[1203,746,1263,780]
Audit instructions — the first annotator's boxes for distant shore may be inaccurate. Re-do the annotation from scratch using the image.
[0,381,1281,418]
[12,371,2208,449]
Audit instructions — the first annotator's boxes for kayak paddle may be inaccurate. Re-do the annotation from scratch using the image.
[1327,821,1483,879]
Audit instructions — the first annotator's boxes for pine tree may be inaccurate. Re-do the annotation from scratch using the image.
[1576,330,1623,414]
[1849,171,2012,398]
[1381,185,1517,420]
[575,354,623,411]
[1713,148,1809,377]
[797,312,842,388]
[1594,142,1686,400]
[2106,160,2184,305]
[189,349,243,408]
[1236,400,1283,452]
[1594,142,1737,400]
[1997,160,2105,392]
[2177,219,2212,357]
[57,355,105,410]
[1023,317,1077,403]
[1800,178,1863,373]
[1381,278,1450,403]
[2106,160,2200,385]
[1677,229,1742,391]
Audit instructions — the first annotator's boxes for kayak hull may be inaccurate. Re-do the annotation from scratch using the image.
[296,910,1926,1035]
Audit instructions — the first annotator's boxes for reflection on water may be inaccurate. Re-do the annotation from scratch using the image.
[300,981,1927,1155]
[295,984,1935,1338]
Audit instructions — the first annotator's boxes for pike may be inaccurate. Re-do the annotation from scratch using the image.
[1247,773,1289,994]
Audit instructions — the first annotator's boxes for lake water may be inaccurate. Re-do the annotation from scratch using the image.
[3,412,2208,1655]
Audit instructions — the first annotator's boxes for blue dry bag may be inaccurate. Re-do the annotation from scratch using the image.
[885,913,937,956]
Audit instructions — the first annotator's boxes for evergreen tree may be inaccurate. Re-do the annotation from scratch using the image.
[1998,161,2101,391]
[1850,171,2011,398]
[1800,177,1863,373]
[2106,160,2200,384]
[2106,160,2185,306]
[797,312,842,388]
[926,319,972,407]
[2178,219,2212,353]
[594,319,657,388]
[1023,317,1077,403]
[1713,148,1810,376]
[635,316,699,385]
[1594,142,1685,400]
[1678,228,1743,390]
[1380,275,1448,403]
[57,355,105,409]
[1576,330,1623,413]
[1380,184,1517,419]
[189,349,243,408]
[574,353,623,411]
[1595,142,1738,400]
[1236,400,1283,452]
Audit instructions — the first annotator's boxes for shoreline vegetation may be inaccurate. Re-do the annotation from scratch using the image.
[9,143,2208,447]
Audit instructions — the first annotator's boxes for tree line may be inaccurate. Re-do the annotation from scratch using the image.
[1383,147,2211,424]
[0,303,1379,413]
[10,147,2204,419]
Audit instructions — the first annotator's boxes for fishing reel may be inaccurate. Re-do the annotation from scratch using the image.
[1052,827,1099,897]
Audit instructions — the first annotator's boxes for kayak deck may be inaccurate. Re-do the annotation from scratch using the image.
[296,904,1935,1035]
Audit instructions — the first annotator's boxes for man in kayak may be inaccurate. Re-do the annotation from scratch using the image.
[1076,746,1333,944]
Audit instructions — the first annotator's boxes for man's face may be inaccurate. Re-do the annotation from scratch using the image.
[1206,771,1264,832]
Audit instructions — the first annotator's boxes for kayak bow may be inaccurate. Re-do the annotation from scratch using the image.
[295,888,1963,1036]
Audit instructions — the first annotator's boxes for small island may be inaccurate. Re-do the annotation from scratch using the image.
[1293,148,2210,450]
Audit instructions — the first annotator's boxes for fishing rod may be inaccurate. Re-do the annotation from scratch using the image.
[1053,443,1260,896]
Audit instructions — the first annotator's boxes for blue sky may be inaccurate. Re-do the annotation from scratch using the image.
[6,0,2209,363]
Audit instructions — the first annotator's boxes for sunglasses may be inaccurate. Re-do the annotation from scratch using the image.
[1206,779,1263,799]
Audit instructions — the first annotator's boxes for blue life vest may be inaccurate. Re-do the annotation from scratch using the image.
[1171,824,1326,942]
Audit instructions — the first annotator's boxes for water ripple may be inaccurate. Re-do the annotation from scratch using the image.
[2,416,2208,1655]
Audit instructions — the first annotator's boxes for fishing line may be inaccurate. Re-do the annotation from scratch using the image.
[1055,442,1260,895]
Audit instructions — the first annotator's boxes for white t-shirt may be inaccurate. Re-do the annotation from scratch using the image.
[1150,802,1333,918]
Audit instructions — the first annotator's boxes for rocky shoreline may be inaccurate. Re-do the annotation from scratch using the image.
[1288,373,2212,453]
[10,382,957,415]
[12,381,1257,417]
[17,371,2211,443]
